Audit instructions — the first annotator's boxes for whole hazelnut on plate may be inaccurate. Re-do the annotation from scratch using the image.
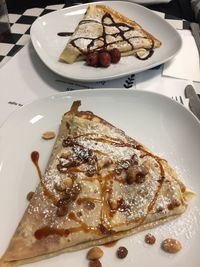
[161,238,182,253]
[87,247,104,260]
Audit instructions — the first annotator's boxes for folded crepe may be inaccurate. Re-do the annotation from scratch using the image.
[59,4,162,63]
[0,101,193,267]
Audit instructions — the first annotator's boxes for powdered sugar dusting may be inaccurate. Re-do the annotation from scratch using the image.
[25,106,194,250]
[149,205,200,241]
[66,5,156,55]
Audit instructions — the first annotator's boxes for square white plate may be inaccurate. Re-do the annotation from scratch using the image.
[0,89,200,267]
[30,1,182,82]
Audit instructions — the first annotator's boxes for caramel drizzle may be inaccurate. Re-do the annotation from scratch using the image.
[99,173,115,229]
[133,144,166,225]
[74,133,126,142]
[34,135,165,239]
[70,12,154,54]
[82,177,99,182]
[88,137,134,148]
[103,240,118,247]
[34,212,98,240]
[31,151,58,205]
[73,133,137,148]
[34,226,70,240]
[68,212,98,233]
[77,197,102,205]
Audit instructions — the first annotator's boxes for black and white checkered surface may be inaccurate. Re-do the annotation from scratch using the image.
[0,1,191,67]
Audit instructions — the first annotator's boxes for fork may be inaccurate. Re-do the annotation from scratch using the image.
[171,95,184,105]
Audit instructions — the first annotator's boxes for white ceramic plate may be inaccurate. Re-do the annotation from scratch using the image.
[30,1,182,82]
[0,89,200,267]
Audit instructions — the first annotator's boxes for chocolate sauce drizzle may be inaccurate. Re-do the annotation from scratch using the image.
[70,12,154,58]
[57,32,73,37]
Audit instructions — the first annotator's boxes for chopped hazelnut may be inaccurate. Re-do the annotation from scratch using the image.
[126,164,148,184]
[63,177,73,188]
[98,224,114,236]
[26,191,34,201]
[56,196,71,207]
[57,163,68,173]
[156,206,164,213]
[145,233,156,245]
[76,211,83,217]
[167,199,181,210]
[89,260,102,267]
[108,199,118,210]
[84,201,95,210]
[69,183,81,201]
[56,205,68,217]
[130,154,138,165]
[126,166,138,184]
[61,151,71,159]
[117,198,130,212]
[85,167,96,177]
[98,158,112,169]
[54,182,66,192]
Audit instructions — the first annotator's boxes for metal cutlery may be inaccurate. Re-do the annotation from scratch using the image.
[171,95,184,105]
[190,22,200,58]
[184,84,200,120]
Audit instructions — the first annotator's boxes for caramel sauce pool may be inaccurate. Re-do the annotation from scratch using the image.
[103,240,118,247]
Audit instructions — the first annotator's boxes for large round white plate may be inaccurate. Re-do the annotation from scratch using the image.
[0,89,199,267]
[30,1,182,82]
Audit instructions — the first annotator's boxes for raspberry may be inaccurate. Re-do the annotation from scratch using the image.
[109,48,121,64]
[86,52,99,67]
[99,51,111,67]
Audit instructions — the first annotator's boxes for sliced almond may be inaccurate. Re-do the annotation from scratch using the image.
[42,131,56,140]
[64,177,73,188]
[87,247,103,260]
[108,199,118,210]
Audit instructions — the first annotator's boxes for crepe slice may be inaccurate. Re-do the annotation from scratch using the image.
[0,101,194,267]
[59,4,162,63]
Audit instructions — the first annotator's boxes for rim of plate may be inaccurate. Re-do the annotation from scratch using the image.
[0,89,199,131]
